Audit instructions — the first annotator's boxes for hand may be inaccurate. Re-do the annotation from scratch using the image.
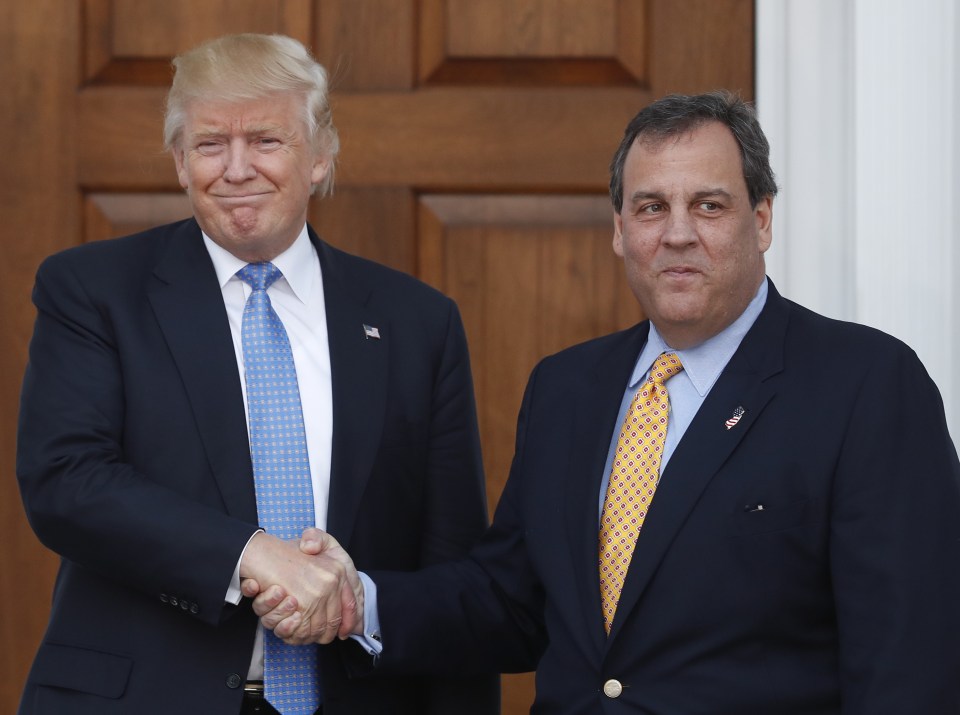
[239,530,362,645]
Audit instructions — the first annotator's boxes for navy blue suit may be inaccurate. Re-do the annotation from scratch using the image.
[371,281,960,714]
[17,218,496,714]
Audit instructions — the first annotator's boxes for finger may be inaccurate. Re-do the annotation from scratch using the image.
[241,578,262,598]
[319,563,349,645]
[282,609,330,646]
[299,527,326,554]
[338,579,361,639]
[307,606,339,646]
[263,596,299,631]
[273,612,302,640]
[260,596,298,630]
[252,585,294,618]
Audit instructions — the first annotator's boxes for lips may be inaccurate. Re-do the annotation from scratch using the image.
[216,193,269,200]
[661,266,701,277]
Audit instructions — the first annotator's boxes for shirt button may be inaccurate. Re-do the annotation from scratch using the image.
[226,673,242,689]
[603,679,623,698]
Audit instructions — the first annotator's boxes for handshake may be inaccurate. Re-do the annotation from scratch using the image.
[239,527,363,645]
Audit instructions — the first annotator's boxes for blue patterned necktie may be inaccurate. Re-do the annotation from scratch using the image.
[238,262,321,715]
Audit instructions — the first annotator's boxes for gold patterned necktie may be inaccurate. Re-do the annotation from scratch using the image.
[599,352,684,635]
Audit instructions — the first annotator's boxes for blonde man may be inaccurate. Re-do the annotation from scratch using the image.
[17,34,496,715]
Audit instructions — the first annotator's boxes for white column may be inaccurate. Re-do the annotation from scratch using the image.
[756,0,959,441]
[756,0,855,318]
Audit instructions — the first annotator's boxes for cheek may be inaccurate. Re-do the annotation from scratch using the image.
[621,231,658,267]
[180,160,222,193]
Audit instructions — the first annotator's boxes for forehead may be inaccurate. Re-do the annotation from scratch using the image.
[181,93,305,134]
[623,121,746,192]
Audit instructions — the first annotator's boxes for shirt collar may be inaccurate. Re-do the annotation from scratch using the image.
[630,278,769,396]
[201,225,317,304]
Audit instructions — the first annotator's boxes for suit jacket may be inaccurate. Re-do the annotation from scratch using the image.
[16,218,497,714]
[371,281,960,714]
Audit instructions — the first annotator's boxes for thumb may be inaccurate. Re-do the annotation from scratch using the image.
[299,527,335,555]
[241,578,262,598]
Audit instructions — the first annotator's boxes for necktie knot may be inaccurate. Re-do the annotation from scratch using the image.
[648,352,684,385]
[237,262,282,292]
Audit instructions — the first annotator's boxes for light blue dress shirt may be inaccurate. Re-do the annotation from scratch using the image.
[363,278,771,654]
[597,278,769,514]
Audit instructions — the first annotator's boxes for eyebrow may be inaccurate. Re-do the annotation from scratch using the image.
[188,123,288,140]
[691,188,734,202]
[627,190,664,206]
[627,187,735,205]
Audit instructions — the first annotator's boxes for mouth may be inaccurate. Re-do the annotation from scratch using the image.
[661,266,701,278]
[215,193,270,202]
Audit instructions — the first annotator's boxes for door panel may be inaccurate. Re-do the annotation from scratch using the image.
[1,1,754,711]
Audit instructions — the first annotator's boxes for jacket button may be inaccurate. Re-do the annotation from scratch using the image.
[603,679,623,698]
[159,593,169,604]
[190,603,200,615]
[226,673,242,689]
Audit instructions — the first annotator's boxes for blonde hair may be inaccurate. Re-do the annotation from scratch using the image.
[164,34,339,196]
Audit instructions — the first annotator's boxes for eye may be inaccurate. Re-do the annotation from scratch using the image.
[697,201,720,211]
[195,141,223,156]
[639,202,665,215]
[256,137,281,149]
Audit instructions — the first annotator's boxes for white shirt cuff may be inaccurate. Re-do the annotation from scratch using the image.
[225,530,264,605]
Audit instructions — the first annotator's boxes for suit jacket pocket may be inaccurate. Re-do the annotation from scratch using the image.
[32,642,132,699]
[729,498,823,536]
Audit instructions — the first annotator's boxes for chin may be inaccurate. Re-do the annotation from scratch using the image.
[653,297,704,322]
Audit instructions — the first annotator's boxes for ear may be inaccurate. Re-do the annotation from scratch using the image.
[613,211,625,257]
[173,148,189,190]
[311,154,331,187]
[754,196,773,253]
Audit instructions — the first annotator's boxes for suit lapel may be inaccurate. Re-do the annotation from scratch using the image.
[313,234,389,545]
[147,220,258,523]
[607,285,790,643]
[564,324,649,655]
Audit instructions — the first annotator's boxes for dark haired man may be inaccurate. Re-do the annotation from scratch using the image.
[255,91,960,714]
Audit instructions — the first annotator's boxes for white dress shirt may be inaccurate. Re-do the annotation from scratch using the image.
[203,226,333,679]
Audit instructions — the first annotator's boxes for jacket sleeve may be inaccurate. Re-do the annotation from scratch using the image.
[16,252,257,626]
[369,360,549,678]
[829,342,960,712]
[417,299,512,713]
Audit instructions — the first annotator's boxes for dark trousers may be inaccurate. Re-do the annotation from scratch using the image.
[241,690,322,715]
[240,691,280,715]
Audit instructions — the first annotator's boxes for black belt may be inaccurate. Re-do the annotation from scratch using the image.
[244,681,265,696]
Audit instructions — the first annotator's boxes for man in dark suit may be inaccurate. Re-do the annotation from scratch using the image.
[254,91,960,713]
[15,33,496,715]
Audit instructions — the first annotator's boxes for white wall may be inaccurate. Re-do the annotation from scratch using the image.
[757,0,958,442]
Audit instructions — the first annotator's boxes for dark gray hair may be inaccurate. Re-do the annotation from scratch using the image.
[609,91,778,212]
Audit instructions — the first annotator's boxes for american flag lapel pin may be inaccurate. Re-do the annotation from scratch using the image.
[363,324,381,340]
[725,406,745,430]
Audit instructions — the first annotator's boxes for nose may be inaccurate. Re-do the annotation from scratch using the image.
[661,209,698,247]
[222,139,257,183]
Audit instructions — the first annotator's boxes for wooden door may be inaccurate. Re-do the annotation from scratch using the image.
[0,1,753,712]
